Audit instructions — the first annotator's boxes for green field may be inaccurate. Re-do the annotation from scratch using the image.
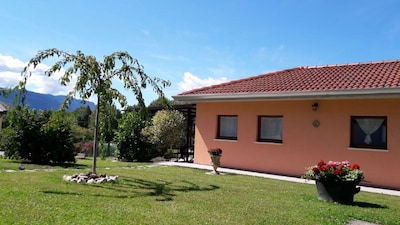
[0,158,399,225]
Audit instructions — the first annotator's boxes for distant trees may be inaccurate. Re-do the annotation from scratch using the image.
[74,106,92,128]
[148,96,182,107]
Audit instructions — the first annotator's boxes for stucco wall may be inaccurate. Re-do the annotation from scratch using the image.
[193,98,400,189]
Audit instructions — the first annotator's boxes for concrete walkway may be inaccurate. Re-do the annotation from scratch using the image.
[158,161,400,197]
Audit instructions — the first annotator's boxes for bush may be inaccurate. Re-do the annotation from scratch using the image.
[142,110,186,156]
[114,111,157,162]
[41,110,76,163]
[74,141,94,157]
[0,107,76,164]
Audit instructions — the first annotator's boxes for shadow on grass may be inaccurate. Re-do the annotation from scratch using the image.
[12,160,88,169]
[42,190,83,196]
[42,177,219,201]
[353,201,388,209]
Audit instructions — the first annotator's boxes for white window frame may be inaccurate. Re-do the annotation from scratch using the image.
[258,116,283,143]
[217,115,238,140]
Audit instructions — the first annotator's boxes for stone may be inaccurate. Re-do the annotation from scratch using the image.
[87,179,95,184]
[63,175,72,182]
[63,173,119,184]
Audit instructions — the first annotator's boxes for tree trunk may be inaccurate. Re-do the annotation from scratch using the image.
[92,97,100,174]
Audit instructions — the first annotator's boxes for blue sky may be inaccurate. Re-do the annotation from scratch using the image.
[1,0,400,106]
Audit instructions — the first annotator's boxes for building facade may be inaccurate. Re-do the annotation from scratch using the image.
[174,60,400,189]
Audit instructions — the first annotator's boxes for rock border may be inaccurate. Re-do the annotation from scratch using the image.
[63,172,118,184]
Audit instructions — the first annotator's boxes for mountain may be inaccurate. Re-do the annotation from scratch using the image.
[0,89,95,111]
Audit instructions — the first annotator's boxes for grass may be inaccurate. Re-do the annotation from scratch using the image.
[0,158,399,225]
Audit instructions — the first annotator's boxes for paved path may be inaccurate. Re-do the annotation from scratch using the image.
[158,161,400,197]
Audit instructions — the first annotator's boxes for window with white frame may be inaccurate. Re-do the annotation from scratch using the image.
[217,115,238,140]
[258,116,283,143]
[350,116,387,149]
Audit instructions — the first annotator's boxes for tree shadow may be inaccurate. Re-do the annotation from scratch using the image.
[353,201,388,209]
[16,160,88,169]
[42,190,83,196]
[42,177,219,201]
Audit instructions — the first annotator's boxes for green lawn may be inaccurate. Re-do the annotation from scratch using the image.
[0,158,399,225]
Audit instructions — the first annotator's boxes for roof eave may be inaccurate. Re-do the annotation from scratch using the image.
[173,88,400,103]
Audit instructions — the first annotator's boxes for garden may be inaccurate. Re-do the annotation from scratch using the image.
[1,158,399,225]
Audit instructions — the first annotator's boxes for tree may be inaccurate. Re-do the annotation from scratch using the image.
[71,124,92,143]
[148,96,182,107]
[98,102,121,159]
[41,110,76,163]
[148,96,172,107]
[73,106,92,128]
[114,110,156,161]
[0,107,75,163]
[142,110,186,156]
[19,49,170,174]
[0,107,50,162]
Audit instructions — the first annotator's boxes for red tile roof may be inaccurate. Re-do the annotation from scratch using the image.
[180,60,400,95]
[175,60,400,101]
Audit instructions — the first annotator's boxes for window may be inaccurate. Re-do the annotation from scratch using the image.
[258,116,283,143]
[217,115,238,140]
[350,116,387,149]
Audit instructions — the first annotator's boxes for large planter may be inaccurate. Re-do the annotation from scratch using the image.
[315,180,361,204]
[210,155,221,175]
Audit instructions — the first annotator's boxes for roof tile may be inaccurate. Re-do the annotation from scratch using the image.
[178,60,400,96]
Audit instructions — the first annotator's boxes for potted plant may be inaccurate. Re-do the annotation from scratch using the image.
[302,160,364,204]
[208,148,222,174]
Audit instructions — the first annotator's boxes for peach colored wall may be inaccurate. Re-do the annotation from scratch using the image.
[194,99,400,189]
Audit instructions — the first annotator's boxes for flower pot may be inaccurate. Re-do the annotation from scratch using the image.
[210,155,221,175]
[315,180,361,204]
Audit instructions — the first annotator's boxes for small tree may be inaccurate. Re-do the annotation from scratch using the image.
[114,110,155,161]
[98,103,121,159]
[19,49,170,174]
[142,110,186,156]
[41,110,76,163]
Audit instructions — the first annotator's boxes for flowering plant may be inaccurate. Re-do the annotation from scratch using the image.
[208,148,222,156]
[302,160,364,183]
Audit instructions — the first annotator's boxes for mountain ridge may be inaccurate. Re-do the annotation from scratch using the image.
[0,89,95,111]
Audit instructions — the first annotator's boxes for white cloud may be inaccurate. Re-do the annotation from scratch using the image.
[0,54,26,87]
[178,72,227,92]
[0,53,76,96]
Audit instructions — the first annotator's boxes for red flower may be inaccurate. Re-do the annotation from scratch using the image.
[352,163,360,170]
[302,160,364,182]
[320,165,328,172]
[334,169,342,175]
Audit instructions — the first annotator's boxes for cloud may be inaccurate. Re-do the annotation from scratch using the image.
[0,54,26,87]
[178,72,227,92]
[0,53,76,96]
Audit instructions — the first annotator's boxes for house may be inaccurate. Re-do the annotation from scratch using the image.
[173,60,400,190]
